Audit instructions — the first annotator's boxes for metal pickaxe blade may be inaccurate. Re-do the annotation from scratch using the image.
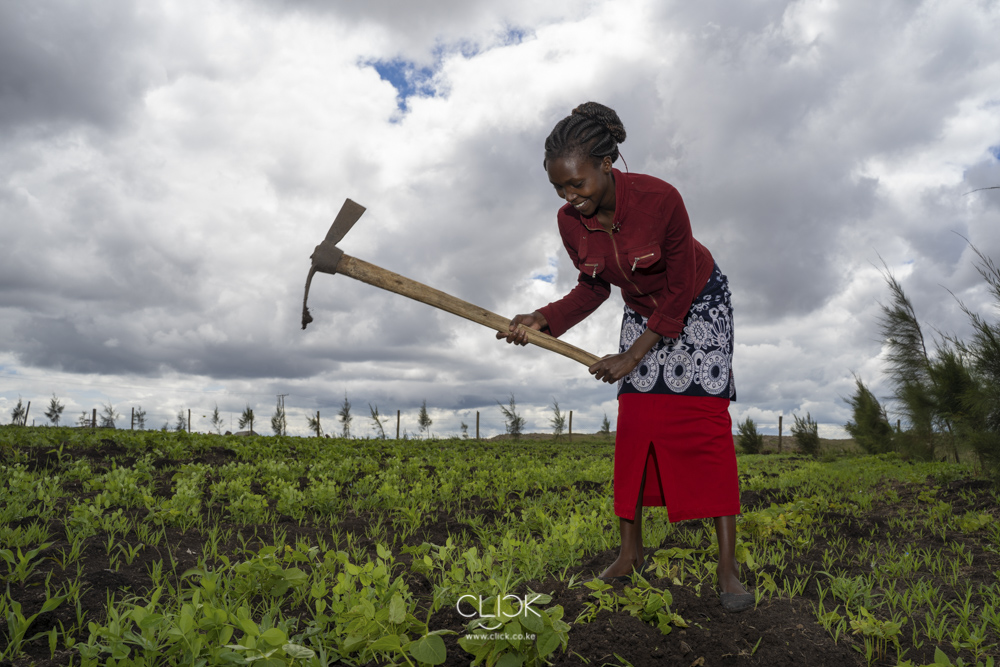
[301,198,600,368]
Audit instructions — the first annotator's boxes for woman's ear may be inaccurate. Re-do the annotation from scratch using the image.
[602,156,613,173]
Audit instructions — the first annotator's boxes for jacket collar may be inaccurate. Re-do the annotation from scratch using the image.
[578,168,629,233]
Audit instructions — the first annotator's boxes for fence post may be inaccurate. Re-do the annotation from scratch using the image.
[131,407,135,430]
[778,415,783,453]
[568,411,573,442]
[396,410,400,439]
[188,409,192,433]
[896,419,900,433]
[23,401,30,426]
[476,411,480,440]
[92,408,97,430]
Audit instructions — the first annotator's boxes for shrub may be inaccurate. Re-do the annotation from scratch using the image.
[791,412,820,457]
[498,394,525,440]
[736,416,763,454]
[844,376,895,454]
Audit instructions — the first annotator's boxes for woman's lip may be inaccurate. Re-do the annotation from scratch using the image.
[573,199,589,209]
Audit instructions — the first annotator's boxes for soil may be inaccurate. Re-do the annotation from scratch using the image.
[1,439,997,667]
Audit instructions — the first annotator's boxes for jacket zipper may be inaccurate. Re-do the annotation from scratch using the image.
[584,262,599,278]
[631,252,655,272]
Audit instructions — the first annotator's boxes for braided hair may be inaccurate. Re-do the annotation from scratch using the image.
[544,102,627,167]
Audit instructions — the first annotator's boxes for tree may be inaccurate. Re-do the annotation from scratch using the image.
[134,406,147,430]
[238,404,255,434]
[210,403,224,434]
[175,410,187,432]
[417,400,432,438]
[600,413,612,438]
[497,394,525,441]
[369,404,386,439]
[100,402,121,429]
[844,376,895,454]
[271,395,287,436]
[77,410,92,428]
[876,265,948,459]
[791,412,820,457]
[955,243,1000,480]
[9,397,27,426]
[338,394,352,438]
[550,399,566,439]
[44,394,65,426]
[736,416,764,454]
[307,411,322,437]
[460,421,469,439]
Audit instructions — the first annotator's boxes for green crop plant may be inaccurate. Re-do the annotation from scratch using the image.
[458,592,570,667]
[0,591,67,660]
[617,579,688,635]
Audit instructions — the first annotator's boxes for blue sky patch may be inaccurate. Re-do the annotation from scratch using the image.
[368,58,437,112]
[990,144,1000,161]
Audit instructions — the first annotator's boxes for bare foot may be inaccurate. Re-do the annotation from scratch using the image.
[717,568,749,595]
[598,553,644,579]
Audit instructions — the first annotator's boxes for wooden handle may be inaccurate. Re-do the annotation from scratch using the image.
[337,255,602,367]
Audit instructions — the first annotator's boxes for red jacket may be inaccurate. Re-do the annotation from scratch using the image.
[537,169,715,340]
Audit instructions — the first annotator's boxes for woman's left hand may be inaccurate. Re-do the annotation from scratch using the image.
[588,353,641,384]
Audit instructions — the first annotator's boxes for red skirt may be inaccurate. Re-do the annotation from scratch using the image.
[614,393,740,522]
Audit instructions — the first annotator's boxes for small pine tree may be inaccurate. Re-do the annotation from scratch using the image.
[461,421,469,439]
[210,403,224,435]
[175,410,187,432]
[792,412,820,457]
[844,376,895,454]
[369,404,386,439]
[100,402,121,429]
[134,406,147,430]
[238,405,254,434]
[550,399,566,439]
[77,410,92,428]
[271,396,287,436]
[736,416,764,454]
[338,393,352,438]
[10,397,27,426]
[497,394,525,441]
[417,400,432,438]
[44,394,65,426]
[600,413,612,438]
[307,412,322,437]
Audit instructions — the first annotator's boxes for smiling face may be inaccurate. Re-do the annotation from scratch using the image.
[545,154,616,220]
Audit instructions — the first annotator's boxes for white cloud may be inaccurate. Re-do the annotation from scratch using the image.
[2,0,999,437]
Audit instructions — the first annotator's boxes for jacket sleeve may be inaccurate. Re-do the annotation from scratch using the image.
[645,192,699,339]
[536,229,611,338]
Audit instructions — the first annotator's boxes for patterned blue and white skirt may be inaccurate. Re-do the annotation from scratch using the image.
[618,263,736,400]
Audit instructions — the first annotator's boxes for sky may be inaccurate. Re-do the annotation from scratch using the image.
[2,0,999,438]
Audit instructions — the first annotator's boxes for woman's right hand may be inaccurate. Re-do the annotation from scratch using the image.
[496,311,547,346]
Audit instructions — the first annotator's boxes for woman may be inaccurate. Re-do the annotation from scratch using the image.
[498,102,753,612]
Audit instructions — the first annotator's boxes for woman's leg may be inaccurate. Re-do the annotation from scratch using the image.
[714,515,748,595]
[600,469,646,578]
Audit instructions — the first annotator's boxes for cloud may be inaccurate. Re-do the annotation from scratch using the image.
[2,0,1000,437]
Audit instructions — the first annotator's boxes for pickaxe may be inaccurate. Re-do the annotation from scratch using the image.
[301,199,600,367]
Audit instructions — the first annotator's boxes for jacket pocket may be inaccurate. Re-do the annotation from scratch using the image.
[580,256,605,278]
[627,244,662,273]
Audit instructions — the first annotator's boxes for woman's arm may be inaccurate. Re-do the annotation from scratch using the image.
[588,328,661,383]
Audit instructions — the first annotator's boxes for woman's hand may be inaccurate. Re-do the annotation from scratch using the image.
[589,328,663,383]
[588,352,641,383]
[496,311,548,346]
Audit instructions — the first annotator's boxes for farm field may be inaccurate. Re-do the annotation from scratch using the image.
[0,426,998,667]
